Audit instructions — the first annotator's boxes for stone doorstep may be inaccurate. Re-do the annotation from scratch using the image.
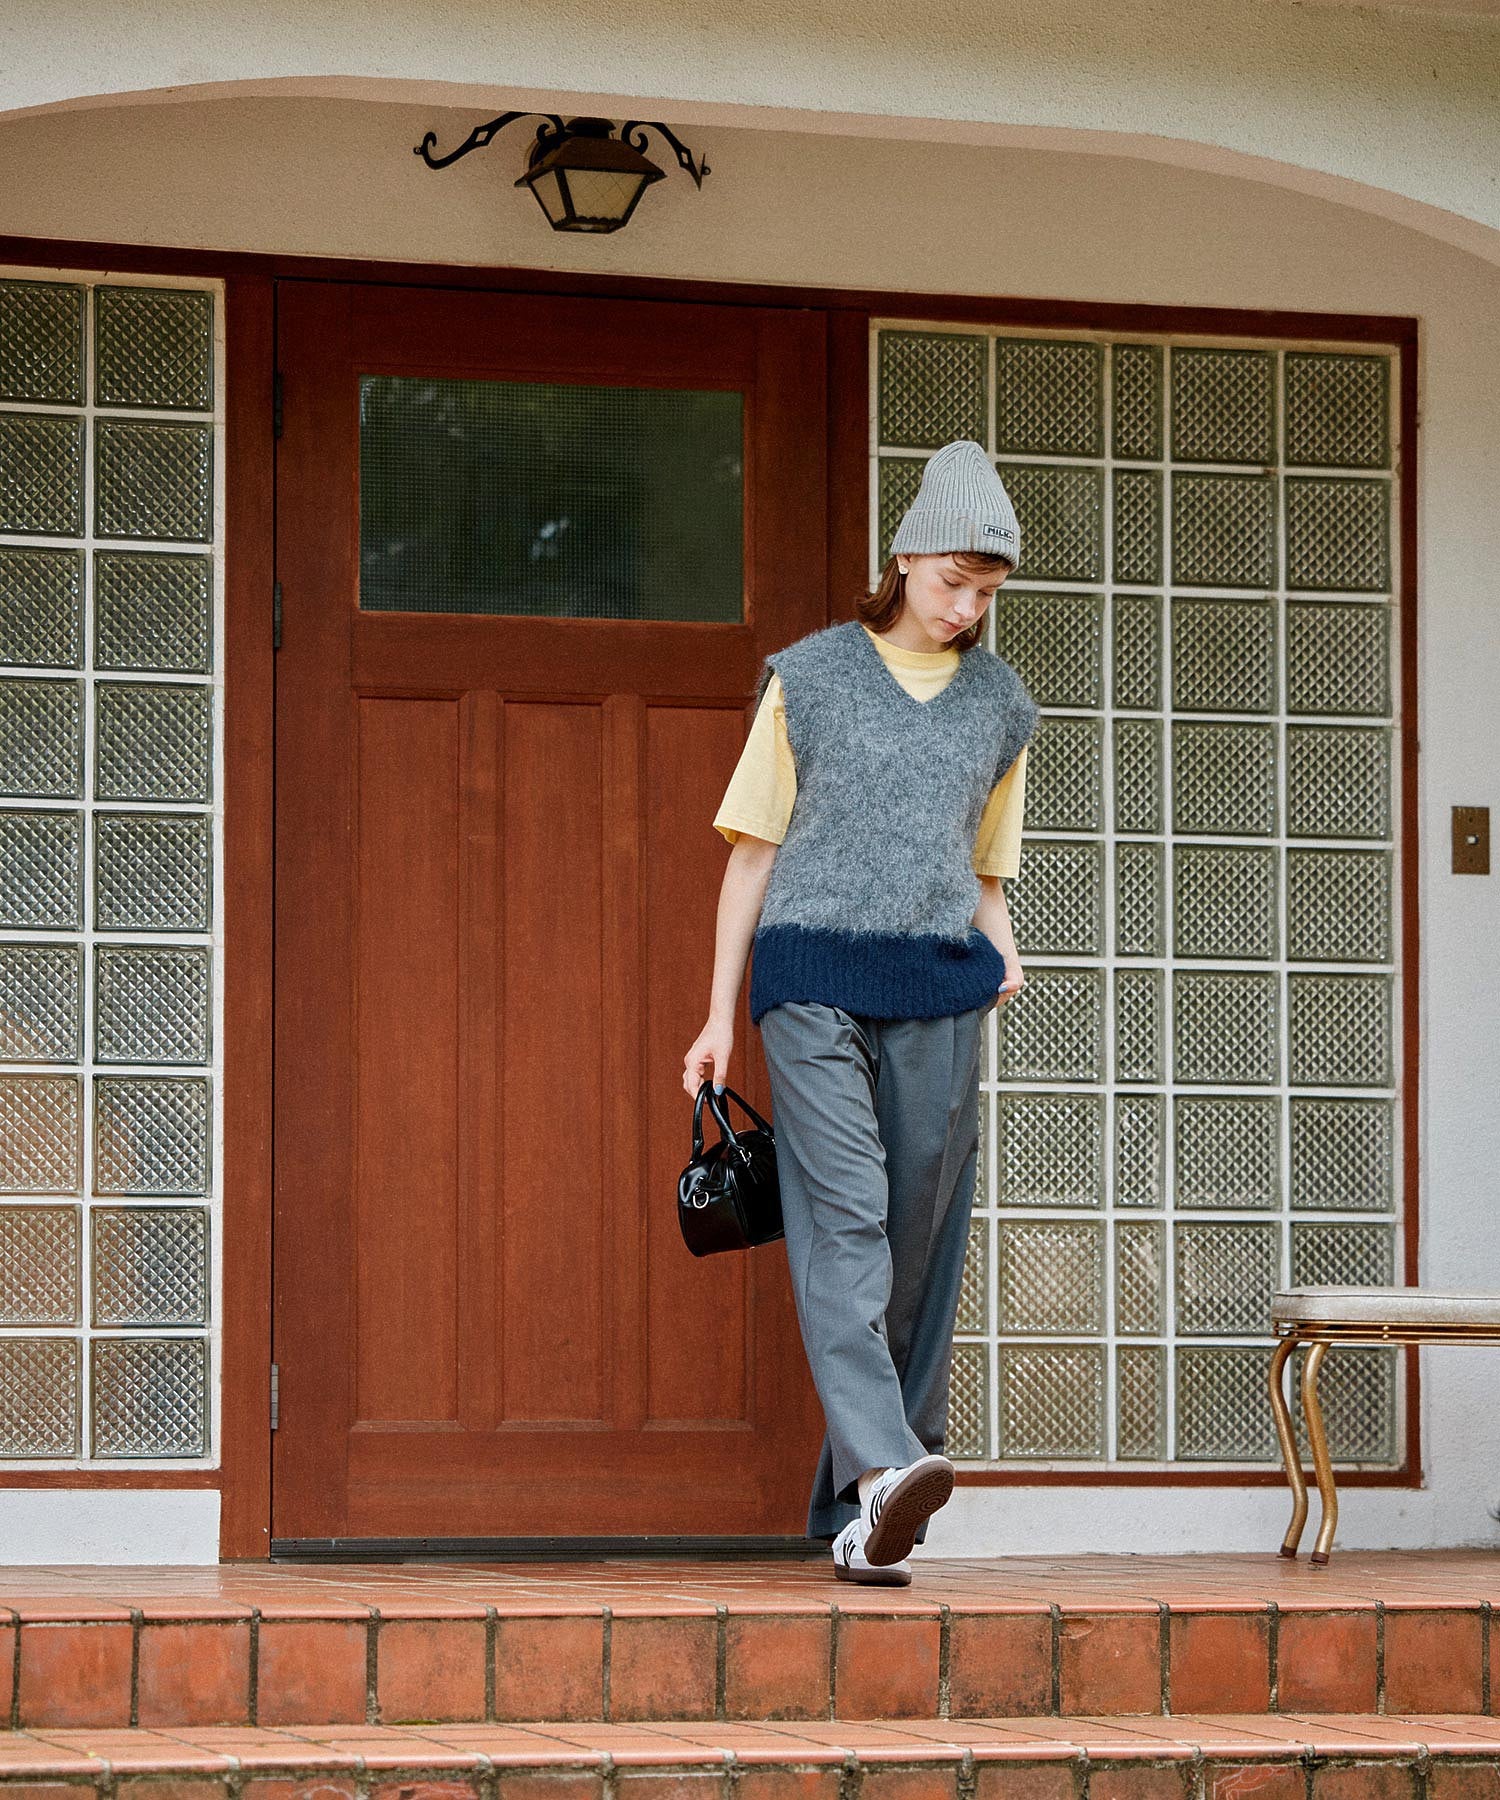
[4,1718,1500,1800]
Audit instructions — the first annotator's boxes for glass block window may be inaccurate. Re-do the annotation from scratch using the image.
[0,270,221,1464]
[873,324,1404,1471]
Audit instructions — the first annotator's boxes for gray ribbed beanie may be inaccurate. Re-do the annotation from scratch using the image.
[889,439,1021,565]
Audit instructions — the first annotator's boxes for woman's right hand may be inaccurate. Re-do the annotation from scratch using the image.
[683,1017,734,1100]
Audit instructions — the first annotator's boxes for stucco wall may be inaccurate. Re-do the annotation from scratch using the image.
[1,0,1499,262]
[0,92,1498,1560]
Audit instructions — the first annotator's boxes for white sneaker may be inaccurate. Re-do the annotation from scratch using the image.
[861,1453,955,1566]
[831,1518,911,1586]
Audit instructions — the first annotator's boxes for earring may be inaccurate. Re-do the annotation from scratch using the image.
[898,564,909,575]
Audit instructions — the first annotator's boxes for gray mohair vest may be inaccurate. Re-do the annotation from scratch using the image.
[747,618,1039,1023]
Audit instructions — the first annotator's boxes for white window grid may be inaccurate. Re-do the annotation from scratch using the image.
[868,316,1405,1471]
[0,265,226,1468]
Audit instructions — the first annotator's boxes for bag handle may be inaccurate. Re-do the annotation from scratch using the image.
[690,1079,714,1159]
[692,1078,773,1155]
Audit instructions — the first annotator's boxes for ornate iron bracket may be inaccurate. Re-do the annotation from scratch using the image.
[619,121,710,188]
[414,112,569,171]
[414,113,709,187]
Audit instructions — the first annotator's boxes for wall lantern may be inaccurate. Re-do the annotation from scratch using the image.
[414,113,710,235]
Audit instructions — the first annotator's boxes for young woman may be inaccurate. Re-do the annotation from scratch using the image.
[682,439,1040,1585]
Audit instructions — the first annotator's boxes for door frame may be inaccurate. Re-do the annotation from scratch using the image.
[0,233,1423,1555]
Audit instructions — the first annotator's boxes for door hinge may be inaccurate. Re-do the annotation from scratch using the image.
[273,580,283,651]
[270,1362,280,1432]
[273,370,284,440]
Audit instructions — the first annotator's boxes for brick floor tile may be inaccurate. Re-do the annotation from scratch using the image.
[1276,1610,1378,1713]
[947,1611,1052,1718]
[236,1778,362,1800]
[607,1616,716,1722]
[17,1623,133,1728]
[855,1767,961,1798]
[493,1780,606,1800]
[256,1619,369,1727]
[1168,1611,1270,1714]
[493,1616,603,1723]
[1383,1609,1485,1714]
[37,1732,231,1774]
[724,1614,830,1721]
[166,1733,361,1772]
[1206,1768,1305,1800]
[733,1770,843,1800]
[1057,1612,1162,1715]
[0,1788,108,1800]
[973,1764,1081,1800]
[320,1739,483,1772]
[111,1783,231,1800]
[1393,1718,1500,1752]
[1088,1767,1194,1800]
[833,1616,941,1718]
[962,1719,1159,1757]
[0,1619,15,1718]
[1427,1766,1500,1800]
[369,1783,482,1800]
[376,1619,488,1725]
[1493,1614,1500,1719]
[1312,1764,1419,1800]
[613,1778,726,1800]
[137,1623,251,1728]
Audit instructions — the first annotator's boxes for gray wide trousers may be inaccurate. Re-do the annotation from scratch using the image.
[757,996,991,1543]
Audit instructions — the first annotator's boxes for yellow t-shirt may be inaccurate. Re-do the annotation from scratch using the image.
[713,623,1029,878]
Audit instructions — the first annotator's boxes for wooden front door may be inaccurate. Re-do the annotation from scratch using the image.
[271,280,827,1543]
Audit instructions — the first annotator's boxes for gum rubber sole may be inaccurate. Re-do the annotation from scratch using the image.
[831,1523,913,1586]
[862,1454,956,1566]
[833,1555,912,1587]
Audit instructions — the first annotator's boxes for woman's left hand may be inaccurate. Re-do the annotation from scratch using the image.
[972,875,1022,1009]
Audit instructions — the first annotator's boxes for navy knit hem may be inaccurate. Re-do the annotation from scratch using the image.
[749,921,1005,1023]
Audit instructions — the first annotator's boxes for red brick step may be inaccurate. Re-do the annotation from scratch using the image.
[2,1554,1495,1732]
[4,1714,1500,1799]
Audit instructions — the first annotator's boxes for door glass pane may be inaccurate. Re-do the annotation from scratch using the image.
[358,375,744,621]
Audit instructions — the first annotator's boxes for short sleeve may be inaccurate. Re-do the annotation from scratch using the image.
[971,743,1028,878]
[713,671,798,847]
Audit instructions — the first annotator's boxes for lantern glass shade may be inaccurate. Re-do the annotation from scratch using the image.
[562,168,655,228]
[527,169,571,228]
[517,127,665,233]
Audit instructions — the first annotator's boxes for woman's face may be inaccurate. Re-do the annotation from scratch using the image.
[900,553,1010,646]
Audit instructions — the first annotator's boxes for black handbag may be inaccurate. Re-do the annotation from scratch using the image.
[678,1080,784,1257]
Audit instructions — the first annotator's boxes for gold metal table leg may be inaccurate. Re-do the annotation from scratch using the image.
[1268,1334,1306,1557]
[1300,1339,1338,1565]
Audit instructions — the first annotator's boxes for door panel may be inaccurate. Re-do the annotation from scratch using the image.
[353,694,461,1429]
[272,280,827,1540]
[643,702,758,1429]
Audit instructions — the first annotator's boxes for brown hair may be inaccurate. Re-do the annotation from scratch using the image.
[856,552,1014,654]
